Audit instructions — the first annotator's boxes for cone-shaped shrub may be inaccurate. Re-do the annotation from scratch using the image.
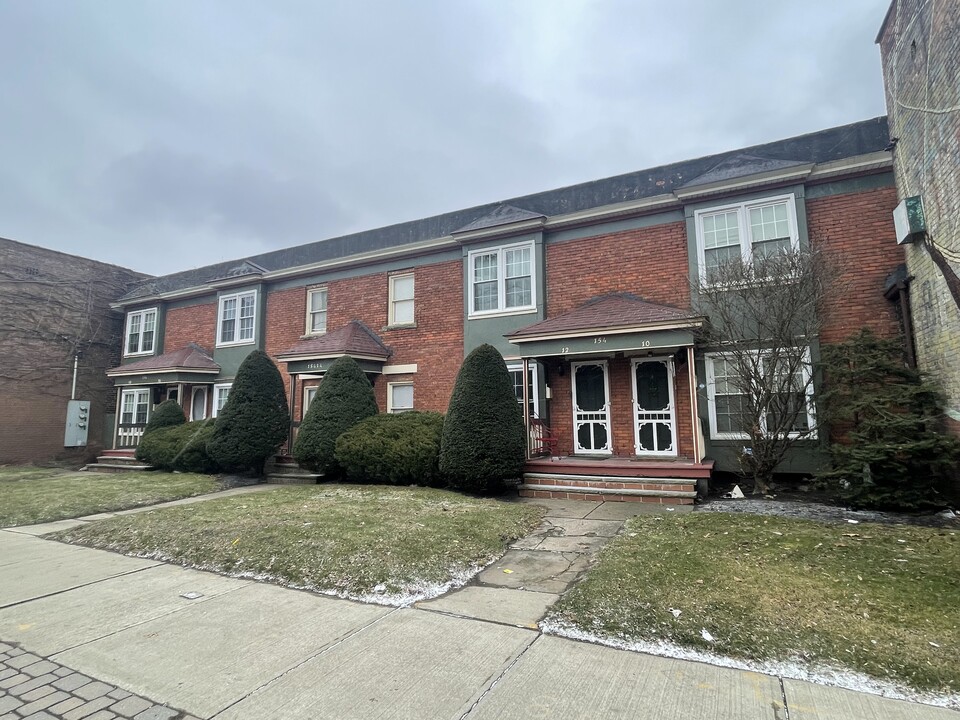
[143,399,186,435]
[293,355,378,473]
[440,344,526,493]
[207,350,290,474]
[137,420,220,473]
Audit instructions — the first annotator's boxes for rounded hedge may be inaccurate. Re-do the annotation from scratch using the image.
[137,420,219,473]
[144,399,186,435]
[293,355,378,473]
[439,343,526,493]
[335,411,445,486]
[207,350,290,473]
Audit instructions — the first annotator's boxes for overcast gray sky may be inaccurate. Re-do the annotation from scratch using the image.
[0,0,890,276]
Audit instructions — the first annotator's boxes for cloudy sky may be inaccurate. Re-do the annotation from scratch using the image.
[0,1,891,275]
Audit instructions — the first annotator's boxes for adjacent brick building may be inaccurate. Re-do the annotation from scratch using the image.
[104,118,905,500]
[877,0,960,429]
[0,238,147,464]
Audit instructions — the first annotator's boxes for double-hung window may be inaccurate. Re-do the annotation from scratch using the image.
[306,288,327,335]
[389,274,415,326]
[507,362,539,418]
[387,382,414,413]
[696,195,798,283]
[124,308,157,356]
[212,383,232,418]
[218,291,256,346]
[469,242,535,316]
[705,349,815,439]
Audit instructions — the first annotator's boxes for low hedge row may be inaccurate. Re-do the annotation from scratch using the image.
[335,411,445,487]
[136,420,220,474]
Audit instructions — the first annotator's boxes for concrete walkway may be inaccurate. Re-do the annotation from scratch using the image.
[0,500,955,719]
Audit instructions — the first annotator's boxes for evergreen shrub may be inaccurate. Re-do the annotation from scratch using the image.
[439,343,526,493]
[137,420,220,473]
[293,355,378,473]
[819,329,960,510]
[207,350,290,473]
[335,411,445,486]
[142,399,185,435]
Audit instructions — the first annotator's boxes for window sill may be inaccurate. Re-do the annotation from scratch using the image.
[123,350,155,358]
[468,307,538,320]
[300,331,327,339]
[215,340,256,349]
[385,323,417,331]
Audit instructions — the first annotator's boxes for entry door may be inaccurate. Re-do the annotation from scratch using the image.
[572,361,612,454]
[632,358,677,456]
[190,387,207,421]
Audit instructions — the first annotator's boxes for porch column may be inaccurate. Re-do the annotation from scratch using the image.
[686,346,702,461]
[522,358,531,460]
[288,374,297,454]
[112,387,123,450]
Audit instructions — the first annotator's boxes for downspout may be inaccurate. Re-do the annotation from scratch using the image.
[898,280,917,369]
[288,374,297,454]
[71,352,79,400]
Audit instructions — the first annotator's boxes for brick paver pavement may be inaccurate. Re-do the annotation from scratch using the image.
[0,642,199,720]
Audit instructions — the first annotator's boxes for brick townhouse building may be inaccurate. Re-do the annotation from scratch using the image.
[103,117,906,501]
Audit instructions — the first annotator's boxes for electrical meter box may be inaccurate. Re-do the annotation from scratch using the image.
[64,400,91,447]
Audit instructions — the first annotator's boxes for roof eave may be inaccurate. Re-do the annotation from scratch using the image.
[508,318,705,343]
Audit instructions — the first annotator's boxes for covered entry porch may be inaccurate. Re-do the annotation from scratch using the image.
[505,294,713,503]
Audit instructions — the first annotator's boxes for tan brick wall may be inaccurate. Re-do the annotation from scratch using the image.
[806,185,905,344]
[879,0,960,420]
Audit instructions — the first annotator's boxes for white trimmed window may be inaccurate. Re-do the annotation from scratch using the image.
[218,291,256,346]
[389,273,415,326]
[124,308,157,356]
[507,362,539,418]
[306,288,327,335]
[468,241,535,316]
[705,350,815,440]
[212,383,232,418]
[303,385,319,414]
[695,194,799,283]
[387,382,414,413]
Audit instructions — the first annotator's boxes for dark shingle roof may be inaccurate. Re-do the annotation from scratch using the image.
[453,204,546,233]
[119,117,890,302]
[507,294,702,339]
[107,343,219,374]
[277,321,391,360]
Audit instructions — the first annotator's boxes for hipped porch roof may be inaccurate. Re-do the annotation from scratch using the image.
[277,320,392,363]
[506,294,704,358]
[107,343,219,377]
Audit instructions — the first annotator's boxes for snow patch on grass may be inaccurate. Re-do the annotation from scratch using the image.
[541,618,960,711]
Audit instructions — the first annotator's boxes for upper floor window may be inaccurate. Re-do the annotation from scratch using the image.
[306,288,328,335]
[124,308,157,356]
[705,349,815,440]
[218,291,256,346]
[468,241,535,316]
[695,195,799,284]
[389,273,415,326]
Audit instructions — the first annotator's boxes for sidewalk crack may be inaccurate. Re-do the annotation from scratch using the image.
[458,633,540,720]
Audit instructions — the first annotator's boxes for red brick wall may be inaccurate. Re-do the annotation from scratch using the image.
[264,259,464,419]
[544,356,694,459]
[545,221,691,314]
[807,186,906,344]
[164,302,218,353]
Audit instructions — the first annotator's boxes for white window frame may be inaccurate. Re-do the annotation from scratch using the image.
[387,382,414,413]
[120,388,151,425]
[212,383,232,418]
[305,287,328,335]
[217,291,257,347]
[303,385,319,415]
[694,193,799,285]
[467,240,536,318]
[123,308,158,357]
[705,349,816,440]
[190,386,207,421]
[388,273,416,327]
[506,362,540,418]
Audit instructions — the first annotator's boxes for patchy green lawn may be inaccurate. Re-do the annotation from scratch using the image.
[546,512,960,695]
[50,485,543,604]
[0,466,221,527]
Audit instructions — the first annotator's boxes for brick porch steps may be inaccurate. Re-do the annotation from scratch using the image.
[265,455,323,485]
[519,456,712,504]
[83,449,153,473]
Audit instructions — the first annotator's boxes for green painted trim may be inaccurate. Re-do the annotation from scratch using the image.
[805,172,894,199]
[269,248,462,292]
[513,329,694,358]
[545,209,685,246]
[111,371,217,386]
[285,357,383,375]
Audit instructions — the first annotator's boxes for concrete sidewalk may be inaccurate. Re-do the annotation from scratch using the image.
[0,522,954,719]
